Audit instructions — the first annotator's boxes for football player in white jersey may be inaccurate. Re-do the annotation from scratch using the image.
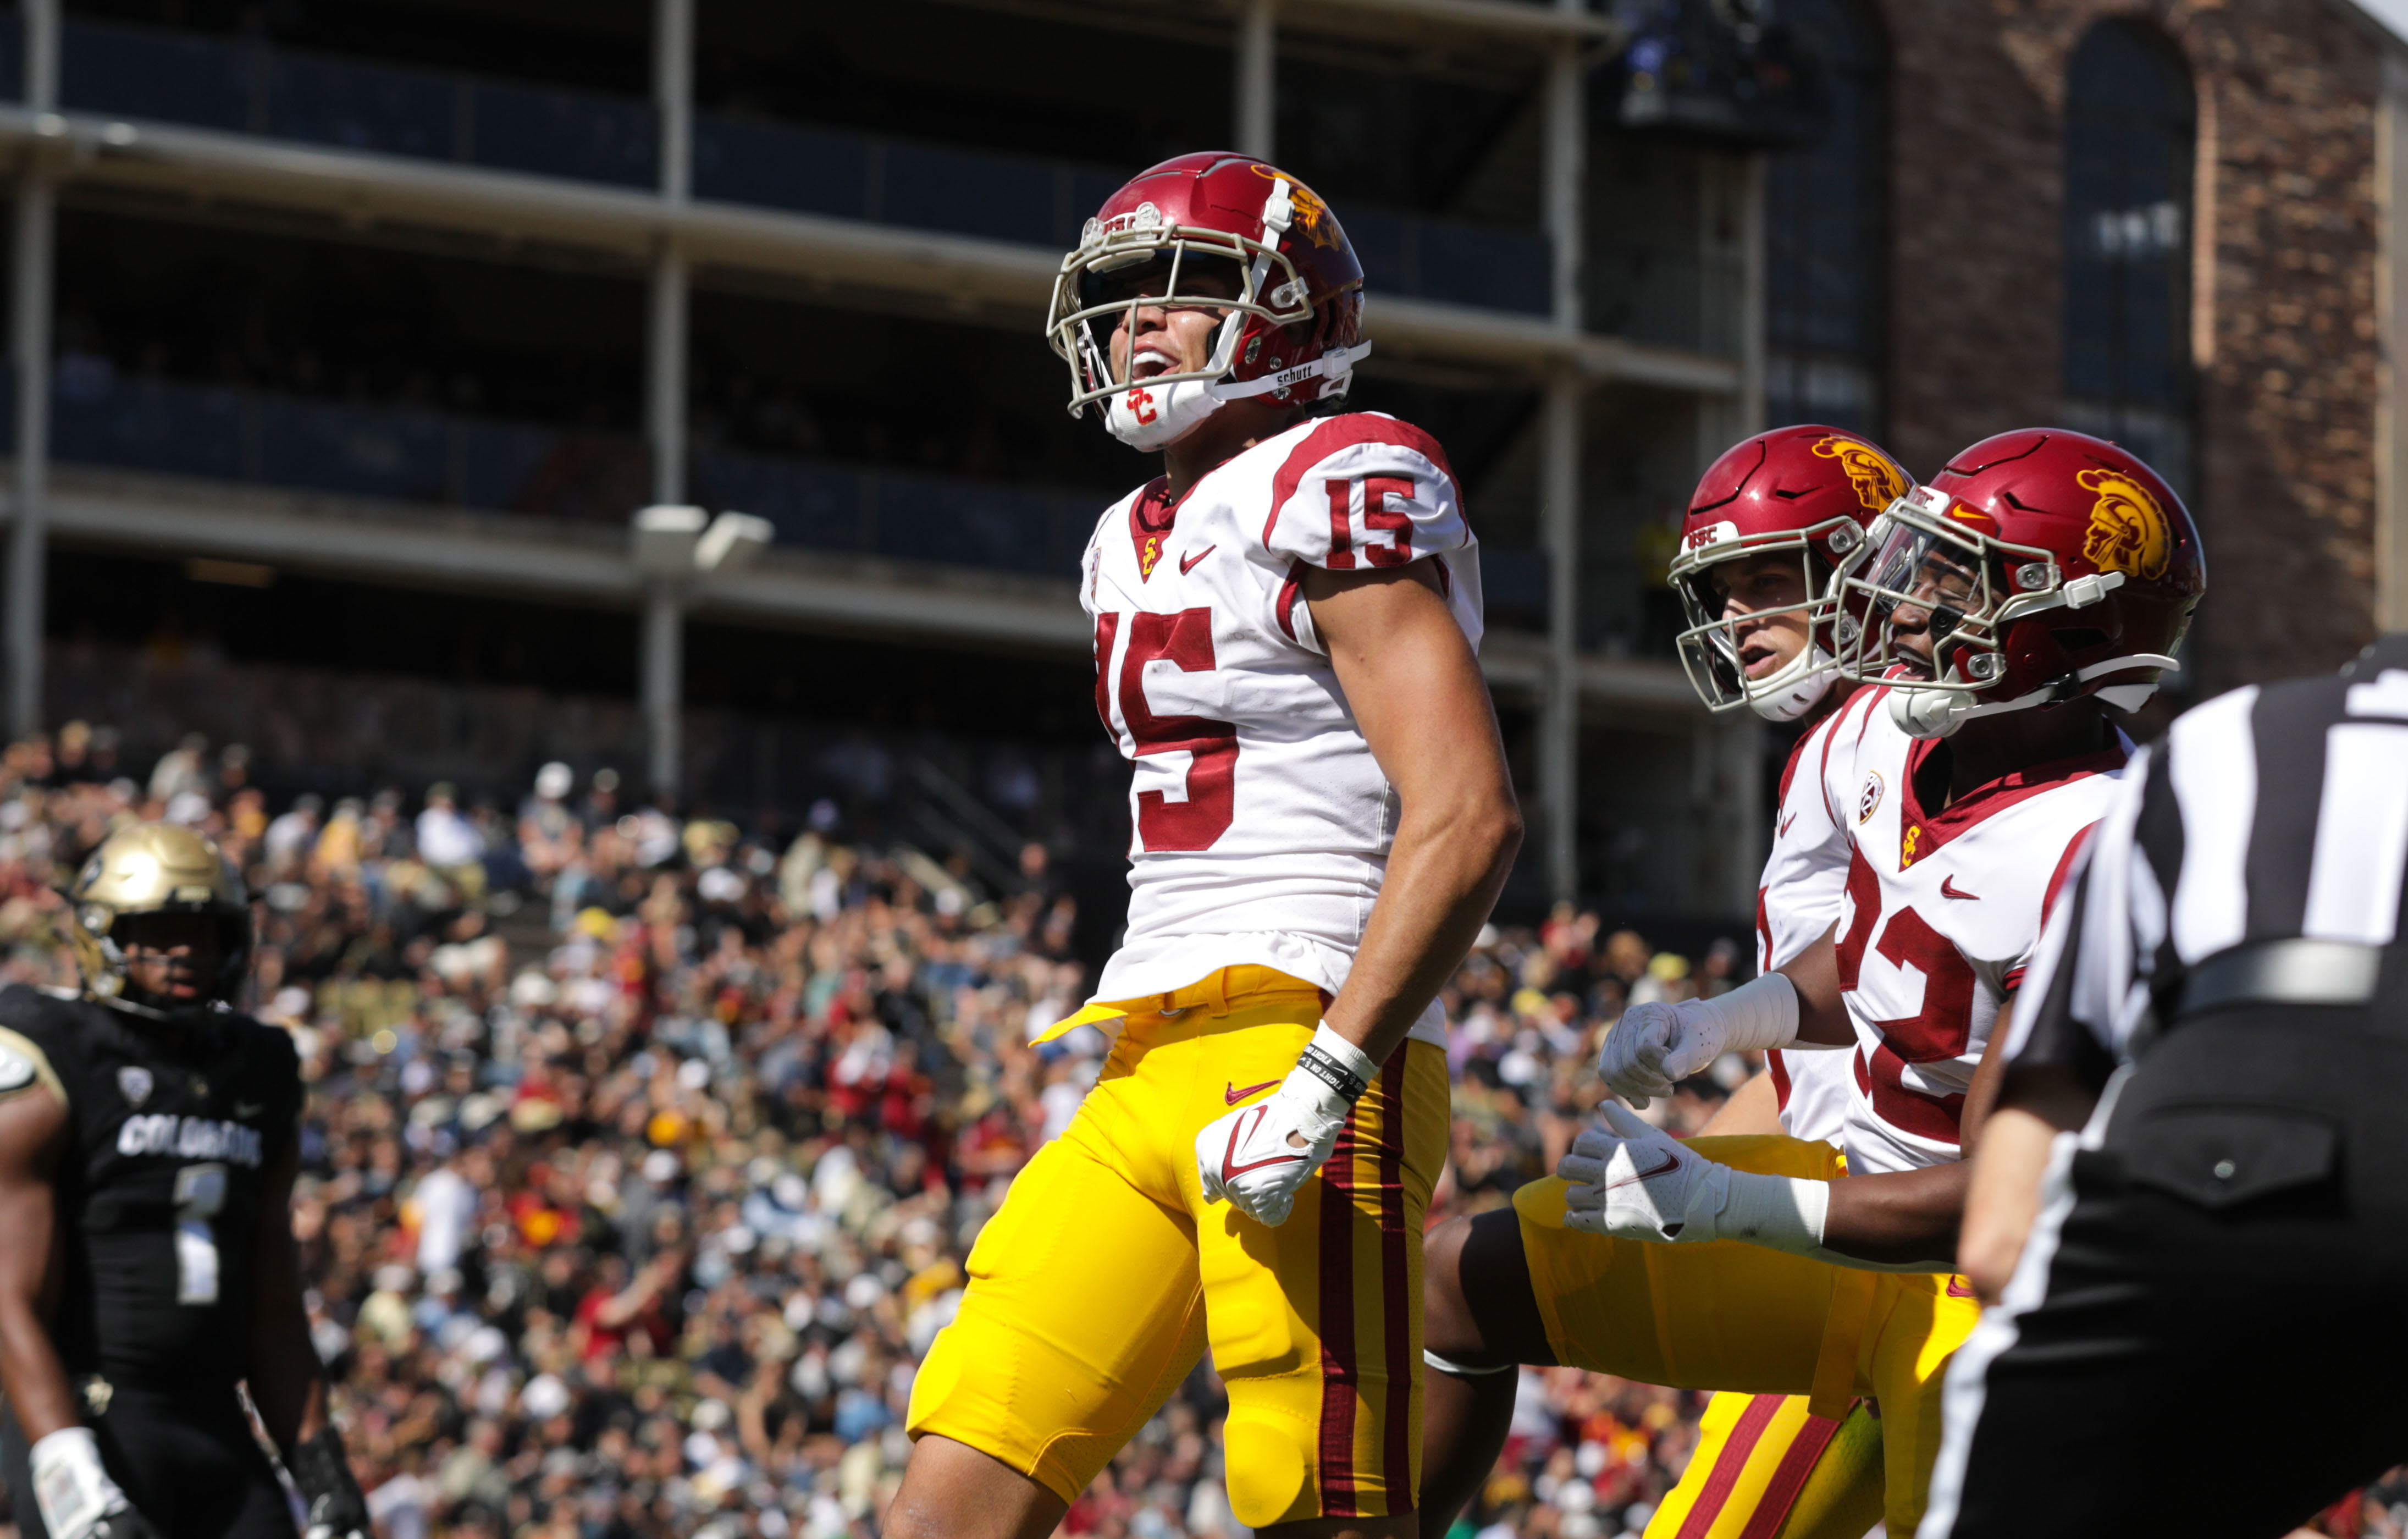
[1417,429,2203,1538]
[1418,422,1913,1539]
[894,153,1522,1539]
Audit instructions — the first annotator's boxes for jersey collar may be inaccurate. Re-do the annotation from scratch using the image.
[1895,733,2129,870]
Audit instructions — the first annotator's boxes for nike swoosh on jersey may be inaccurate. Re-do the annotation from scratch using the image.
[1224,1078,1280,1105]
[1220,1106,1308,1179]
[1778,811,1798,837]
[1180,544,1217,575]
[1940,876,1980,900]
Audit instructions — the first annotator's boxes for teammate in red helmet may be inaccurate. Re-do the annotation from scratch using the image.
[1417,428,2202,1539]
[892,153,1521,1539]
[1670,424,1904,725]
[1835,428,2203,740]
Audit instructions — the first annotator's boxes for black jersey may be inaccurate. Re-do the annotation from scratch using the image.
[0,986,302,1394]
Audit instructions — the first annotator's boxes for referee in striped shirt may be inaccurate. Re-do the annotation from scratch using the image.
[1920,636,2408,1538]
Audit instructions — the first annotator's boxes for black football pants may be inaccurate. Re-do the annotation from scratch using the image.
[1931,1011,2408,1538]
[2,1383,292,1539]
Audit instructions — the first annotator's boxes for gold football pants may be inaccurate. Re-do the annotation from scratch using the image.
[907,966,1449,1527]
[1515,1134,1978,1536]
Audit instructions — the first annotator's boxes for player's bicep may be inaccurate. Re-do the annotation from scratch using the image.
[1303,564,1509,817]
[0,1084,67,1311]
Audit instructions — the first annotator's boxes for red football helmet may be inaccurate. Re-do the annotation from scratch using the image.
[1046,152,1369,451]
[1833,428,2206,738]
[1670,425,1913,720]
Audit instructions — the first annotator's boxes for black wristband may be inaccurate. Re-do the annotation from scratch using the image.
[1297,1043,1369,1104]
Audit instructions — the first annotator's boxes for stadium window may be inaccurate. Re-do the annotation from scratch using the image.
[1763,0,1888,434]
[2061,20,2197,501]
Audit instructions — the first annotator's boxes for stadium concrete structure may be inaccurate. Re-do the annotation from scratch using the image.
[0,0,2401,925]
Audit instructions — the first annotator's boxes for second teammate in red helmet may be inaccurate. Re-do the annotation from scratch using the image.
[1835,427,2204,737]
[1417,427,2203,1539]
[893,154,1522,1539]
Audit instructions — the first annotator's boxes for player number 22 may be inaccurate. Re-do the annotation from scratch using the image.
[1095,608,1239,851]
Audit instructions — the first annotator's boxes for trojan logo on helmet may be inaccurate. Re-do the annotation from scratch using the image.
[1812,434,1910,516]
[2077,465,2175,581]
[1046,152,1372,453]
[1668,424,1915,721]
[1833,427,2206,739]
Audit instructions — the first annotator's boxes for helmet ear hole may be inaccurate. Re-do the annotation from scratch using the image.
[2051,626,2110,653]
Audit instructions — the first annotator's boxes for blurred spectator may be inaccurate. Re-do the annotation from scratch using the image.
[0,726,1779,1539]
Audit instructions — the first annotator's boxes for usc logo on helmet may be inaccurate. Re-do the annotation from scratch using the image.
[1812,435,1909,514]
[2077,467,2174,581]
[1250,163,1342,251]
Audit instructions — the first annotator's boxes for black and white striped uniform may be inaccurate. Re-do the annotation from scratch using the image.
[1922,632,2408,1539]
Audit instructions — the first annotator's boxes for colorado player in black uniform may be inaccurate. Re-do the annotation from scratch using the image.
[0,823,372,1539]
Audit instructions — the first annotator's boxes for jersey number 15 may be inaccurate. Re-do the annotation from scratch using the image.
[1096,609,1239,852]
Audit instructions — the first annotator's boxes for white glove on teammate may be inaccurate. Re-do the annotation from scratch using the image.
[1196,1024,1379,1228]
[30,1427,156,1539]
[1596,972,1802,1108]
[1558,1102,1830,1251]
[1558,1102,1733,1243]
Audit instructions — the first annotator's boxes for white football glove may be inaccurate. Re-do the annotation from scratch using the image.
[30,1427,158,1539]
[1196,1025,1378,1228]
[1558,1102,1733,1243]
[1559,1102,1837,1255]
[1595,972,1802,1108]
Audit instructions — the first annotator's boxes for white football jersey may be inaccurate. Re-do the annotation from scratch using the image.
[1755,696,1862,1146]
[1081,412,1482,1047]
[1818,688,2127,1174]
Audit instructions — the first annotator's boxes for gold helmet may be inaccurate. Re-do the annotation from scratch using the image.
[65,821,252,1011]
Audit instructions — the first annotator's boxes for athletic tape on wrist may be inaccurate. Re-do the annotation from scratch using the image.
[1716,1169,1830,1254]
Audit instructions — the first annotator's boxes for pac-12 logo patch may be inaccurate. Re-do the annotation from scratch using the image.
[1856,770,1885,824]
[117,1066,152,1106]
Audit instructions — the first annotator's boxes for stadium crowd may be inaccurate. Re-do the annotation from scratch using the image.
[0,724,2364,1539]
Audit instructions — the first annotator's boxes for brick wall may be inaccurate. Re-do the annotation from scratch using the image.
[1878,0,2385,692]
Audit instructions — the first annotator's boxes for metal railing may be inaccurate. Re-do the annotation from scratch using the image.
[24,365,1559,608]
[36,16,1556,317]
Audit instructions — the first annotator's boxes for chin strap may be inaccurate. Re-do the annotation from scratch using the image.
[1892,651,2183,738]
[1209,341,1374,402]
